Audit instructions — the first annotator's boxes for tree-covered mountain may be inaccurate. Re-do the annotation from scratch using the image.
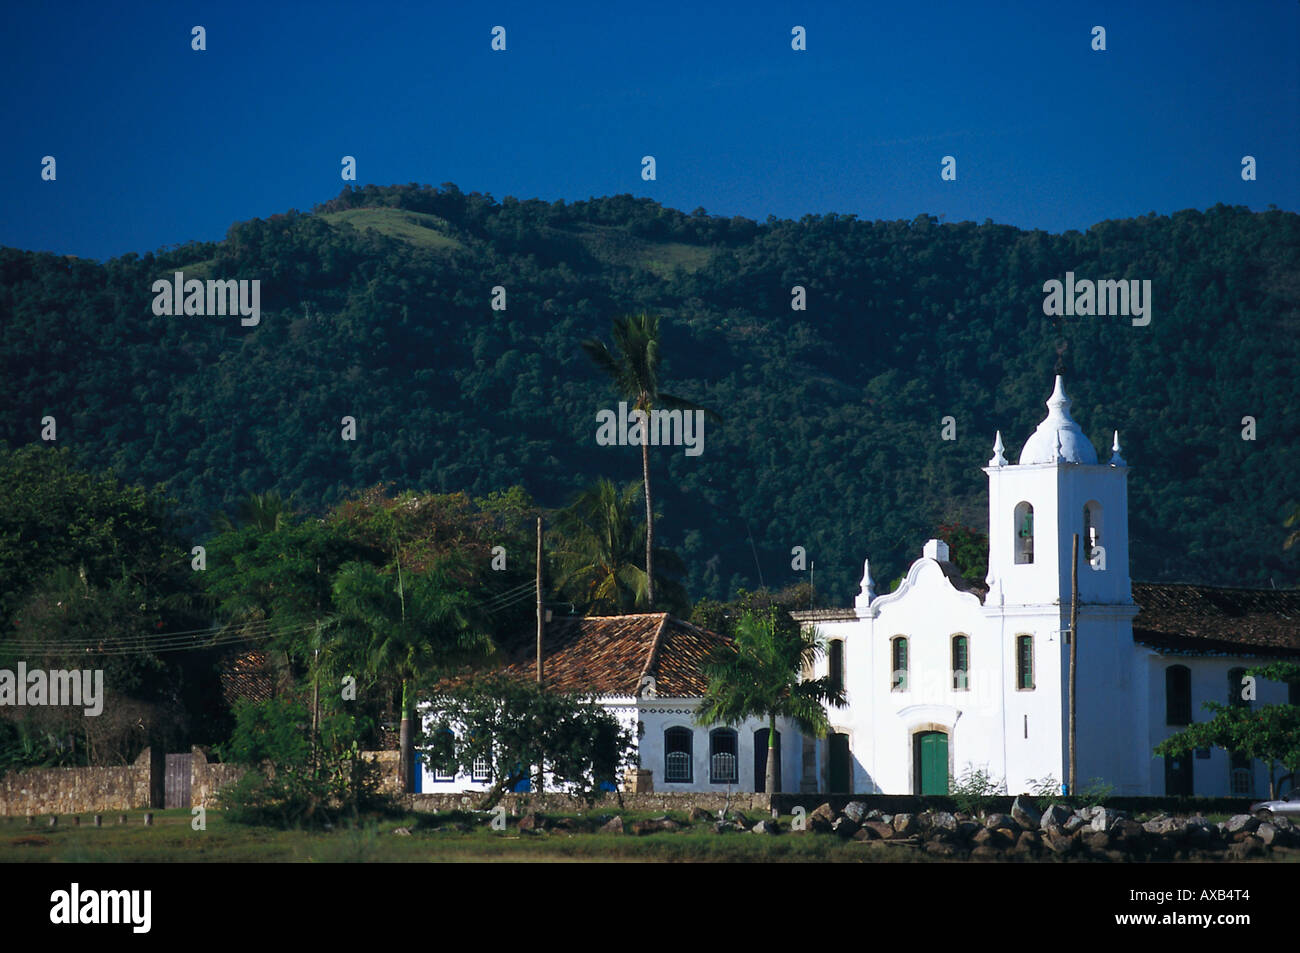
[2,184,1296,604]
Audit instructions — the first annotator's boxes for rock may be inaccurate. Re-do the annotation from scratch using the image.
[1257,822,1278,846]
[1084,831,1112,852]
[392,826,412,836]
[879,814,894,826]
[517,812,544,832]
[1183,816,1214,847]
[552,817,580,831]
[661,819,682,832]
[924,841,958,858]
[751,819,778,834]
[970,844,1000,861]
[688,807,711,823]
[1078,805,1100,820]
[863,809,883,821]
[1039,803,1072,833]
[632,819,667,836]
[955,821,982,841]
[1010,796,1041,830]
[832,816,860,839]
[1014,830,1042,853]
[1224,814,1259,834]
[1114,819,1146,844]
[712,820,730,834]
[984,812,1016,831]
[972,828,995,847]
[810,802,835,824]
[600,815,624,834]
[842,801,869,824]
[1090,808,1121,832]
[1063,814,1088,833]
[892,813,918,837]
[1227,835,1265,860]
[928,811,958,832]
[1143,815,1178,835]
[864,821,894,840]
[1044,831,1073,855]
[852,826,873,841]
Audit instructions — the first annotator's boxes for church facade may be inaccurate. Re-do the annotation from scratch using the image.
[420,376,1298,798]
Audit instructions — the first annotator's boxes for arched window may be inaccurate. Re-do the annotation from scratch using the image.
[952,635,970,691]
[1228,667,1249,708]
[1016,635,1034,690]
[1166,665,1192,725]
[709,728,739,784]
[891,637,908,691]
[664,727,693,783]
[1083,501,1103,552]
[1014,502,1034,564]
[829,639,844,693]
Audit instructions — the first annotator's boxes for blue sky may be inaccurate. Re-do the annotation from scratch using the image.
[2,0,1296,260]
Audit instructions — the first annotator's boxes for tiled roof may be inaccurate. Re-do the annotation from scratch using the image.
[219,649,275,706]
[496,613,729,698]
[1132,583,1300,658]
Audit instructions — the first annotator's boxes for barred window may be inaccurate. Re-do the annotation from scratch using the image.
[891,637,908,692]
[664,727,693,783]
[1016,635,1034,690]
[710,728,738,784]
[952,635,969,691]
[471,750,492,782]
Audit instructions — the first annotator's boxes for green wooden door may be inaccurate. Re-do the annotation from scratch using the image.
[915,731,948,795]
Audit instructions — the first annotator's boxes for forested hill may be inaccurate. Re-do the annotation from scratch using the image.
[2,184,1297,603]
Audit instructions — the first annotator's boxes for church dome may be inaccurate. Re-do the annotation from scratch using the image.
[1018,376,1098,465]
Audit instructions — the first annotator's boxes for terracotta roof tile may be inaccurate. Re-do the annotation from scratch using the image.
[1132,583,1300,658]
[495,613,729,697]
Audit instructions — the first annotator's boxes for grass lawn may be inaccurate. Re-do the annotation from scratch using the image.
[2,809,1292,863]
[0,809,919,863]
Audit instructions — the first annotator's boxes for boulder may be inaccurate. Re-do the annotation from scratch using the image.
[688,807,711,823]
[971,828,995,847]
[1090,808,1122,832]
[832,816,860,839]
[892,813,918,836]
[842,801,870,824]
[984,812,1016,831]
[392,826,412,836]
[1010,796,1041,830]
[1039,803,1072,833]
[955,821,982,841]
[970,844,1000,861]
[1063,813,1088,834]
[750,819,778,834]
[923,841,958,858]
[1084,831,1112,852]
[1224,814,1259,835]
[1143,815,1178,835]
[810,802,836,824]
[1114,819,1146,844]
[1014,830,1042,854]
[599,816,624,834]
[1044,831,1073,855]
[864,821,894,840]
[712,820,730,834]
[928,811,958,832]
[863,809,883,821]
[517,812,544,833]
[1257,823,1278,846]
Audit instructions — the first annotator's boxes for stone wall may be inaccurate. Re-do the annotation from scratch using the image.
[0,748,154,816]
[190,747,246,807]
[405,791,772,814]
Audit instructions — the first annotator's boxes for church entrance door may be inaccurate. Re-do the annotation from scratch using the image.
[914,731,948,795]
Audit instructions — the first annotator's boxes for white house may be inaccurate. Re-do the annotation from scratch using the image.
[422,375,1298,798]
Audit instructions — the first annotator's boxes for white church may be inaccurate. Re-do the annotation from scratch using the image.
[420,376,1298,799]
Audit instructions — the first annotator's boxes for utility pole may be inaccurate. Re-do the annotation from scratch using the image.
[1069,532,1079,796]
[536,515,544,795]
[536,516,544,685]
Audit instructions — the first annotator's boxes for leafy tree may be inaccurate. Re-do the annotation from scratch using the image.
[331,557,493,792]
[936,522,989,586]
[696,609,847,807]
[581,313,716,608]
[215,695,390,827]
[419,672,635,809]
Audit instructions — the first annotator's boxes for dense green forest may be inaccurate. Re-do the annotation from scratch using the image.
[2,184,1297,604]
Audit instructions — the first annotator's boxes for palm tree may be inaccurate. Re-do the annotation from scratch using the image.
[214,490,293,534]
[552,479,688,616]
[331,555,493,792]
[581,313,715,608]
[697,609,847,809]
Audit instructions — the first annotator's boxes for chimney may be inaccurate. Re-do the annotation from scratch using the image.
[923,539,950,562]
